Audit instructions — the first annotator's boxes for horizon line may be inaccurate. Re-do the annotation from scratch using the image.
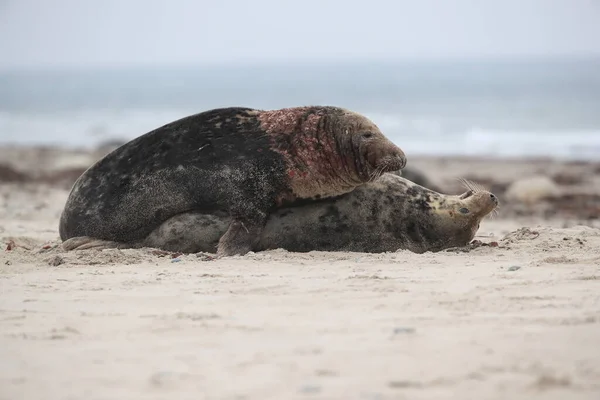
[1,54,600,73]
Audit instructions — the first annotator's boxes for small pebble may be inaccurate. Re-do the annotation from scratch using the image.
[149,371,175,387]
[359,392,384,400]
[299,384,321,394]
[508,266,521,271]
[171,258,181,263]
[393,327,416,335]
[47,255,65,266]
[151,250,170,257]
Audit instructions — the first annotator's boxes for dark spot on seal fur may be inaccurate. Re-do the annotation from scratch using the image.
[414,197,432,212]
[323,205,341,219]
[278,209,294,218]
[404,221,420,243]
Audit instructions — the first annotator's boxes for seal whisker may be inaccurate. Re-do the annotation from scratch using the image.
[457,177,473,193]
[374,166,383,182]
[370,164,386,182]
[492,206,500,217]
[457,177,488,194]
[369,166,379,182]
[474,181,489,193]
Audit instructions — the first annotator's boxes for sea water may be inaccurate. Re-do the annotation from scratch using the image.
[1,58,599,160]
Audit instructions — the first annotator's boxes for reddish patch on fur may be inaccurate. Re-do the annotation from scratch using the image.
[258,107,321,135]
[257,107,347,184]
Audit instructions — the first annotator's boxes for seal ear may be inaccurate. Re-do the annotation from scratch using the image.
[459,190,473,199]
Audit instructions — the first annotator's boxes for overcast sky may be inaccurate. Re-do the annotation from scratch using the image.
[0,0,599,69]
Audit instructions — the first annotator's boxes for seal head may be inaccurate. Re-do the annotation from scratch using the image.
[404,178,499,251]
[258,106,406,203]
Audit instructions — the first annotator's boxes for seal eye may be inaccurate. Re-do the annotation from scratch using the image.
[459,207,470,214]
[362,132,374,139]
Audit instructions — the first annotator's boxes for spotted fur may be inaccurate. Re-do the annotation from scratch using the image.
[137,173,499,254]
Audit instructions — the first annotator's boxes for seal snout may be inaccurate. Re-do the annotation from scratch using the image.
[390,148,407,170]
[369,145,407,173]
[490,193,498,205]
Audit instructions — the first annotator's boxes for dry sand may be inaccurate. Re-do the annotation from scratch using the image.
[1,145,600,400]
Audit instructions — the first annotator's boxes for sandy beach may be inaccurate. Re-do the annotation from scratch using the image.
[1,144,600,400]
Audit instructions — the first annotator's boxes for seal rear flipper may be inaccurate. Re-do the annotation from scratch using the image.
[142,211,227,254]
[62,236,137,251]
[217,217,266,257]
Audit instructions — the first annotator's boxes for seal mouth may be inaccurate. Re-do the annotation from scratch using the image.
[459,190,474,200]
[365,154,407,181]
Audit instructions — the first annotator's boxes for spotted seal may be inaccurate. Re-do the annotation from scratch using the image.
[80,174,498,254]
[59,106,407,256]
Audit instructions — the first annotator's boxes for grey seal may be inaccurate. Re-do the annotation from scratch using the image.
[59,106,407,256]
[66,174,499,254]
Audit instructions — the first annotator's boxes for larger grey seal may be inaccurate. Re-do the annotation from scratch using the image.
[68,174,498,254]
[59,106,407,256]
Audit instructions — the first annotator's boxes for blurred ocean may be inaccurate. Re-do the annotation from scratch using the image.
[1,58,599,160]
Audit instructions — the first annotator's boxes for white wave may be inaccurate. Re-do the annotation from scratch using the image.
[395,127,599,161]
[0,109,598,161]
[0,108,198,148]
[365,112,599,161]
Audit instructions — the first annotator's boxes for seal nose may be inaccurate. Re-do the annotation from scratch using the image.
[395,148,407,170]
[399,153,407,169]
[490,193,498,204]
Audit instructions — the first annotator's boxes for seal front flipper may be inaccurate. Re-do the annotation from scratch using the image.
[62,236,137,251]
[216,216,267,257]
